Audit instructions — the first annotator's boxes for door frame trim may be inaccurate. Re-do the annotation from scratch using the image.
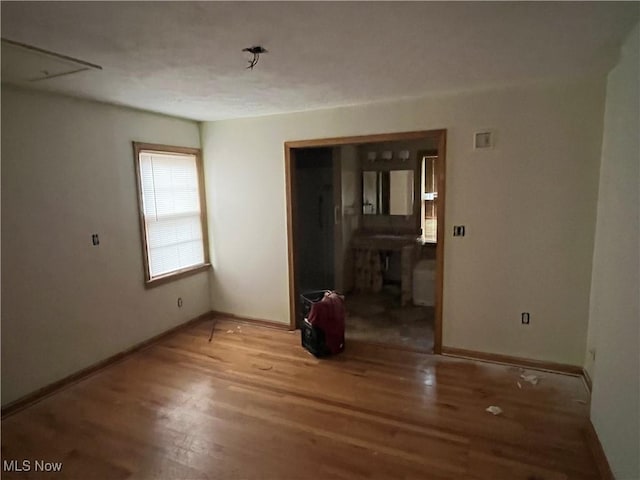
[284,129,447,354]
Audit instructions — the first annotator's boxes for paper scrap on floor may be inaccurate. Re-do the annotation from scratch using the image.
[486,406,503,415]
[520,373,540,385]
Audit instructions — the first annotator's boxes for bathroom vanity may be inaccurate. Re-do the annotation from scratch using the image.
[351,233,421,306]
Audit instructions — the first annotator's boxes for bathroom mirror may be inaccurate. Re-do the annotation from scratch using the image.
[362,170,414,215]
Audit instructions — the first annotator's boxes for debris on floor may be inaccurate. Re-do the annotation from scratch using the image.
[517,381,522,389]
[486,406,503,416]
[226,330,234,334]
[520,373,540,385]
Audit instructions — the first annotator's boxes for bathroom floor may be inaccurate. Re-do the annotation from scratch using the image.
[344,286,434,352]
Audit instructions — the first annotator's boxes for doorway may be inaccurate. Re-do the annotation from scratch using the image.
[285,130,446,354]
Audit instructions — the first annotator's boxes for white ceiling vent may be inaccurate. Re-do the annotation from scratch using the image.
[474,130,494,149]
[1,38,102,83]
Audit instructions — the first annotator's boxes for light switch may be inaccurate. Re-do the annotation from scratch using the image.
[453,225,465,237]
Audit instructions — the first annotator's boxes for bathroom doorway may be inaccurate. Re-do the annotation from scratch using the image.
[285,130,446,354]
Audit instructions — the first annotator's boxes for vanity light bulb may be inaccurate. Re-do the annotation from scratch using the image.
[381,151,393,160]
[398,150,410,161]
[367,152,377,161]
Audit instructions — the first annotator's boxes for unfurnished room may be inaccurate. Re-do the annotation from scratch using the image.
[1,2,639,479]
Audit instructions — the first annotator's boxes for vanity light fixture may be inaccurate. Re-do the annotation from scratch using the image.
[398,150,410,161]
[381,151,393,161]
[367,151,377,161]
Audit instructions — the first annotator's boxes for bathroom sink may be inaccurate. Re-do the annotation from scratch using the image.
[353,234,421,246]
[367,234,418,241]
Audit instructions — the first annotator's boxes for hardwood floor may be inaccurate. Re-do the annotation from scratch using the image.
[2,318,598,479]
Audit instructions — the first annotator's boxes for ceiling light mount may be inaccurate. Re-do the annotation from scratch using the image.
[242,45,267,70]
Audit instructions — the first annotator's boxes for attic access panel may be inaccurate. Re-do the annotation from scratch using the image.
[1,38,102,83]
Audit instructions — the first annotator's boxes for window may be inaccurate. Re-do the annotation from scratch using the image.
[133,142,210,286]
[421,153,438,243]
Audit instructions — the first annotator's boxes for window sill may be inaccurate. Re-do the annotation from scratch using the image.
[418,239,437,246]
[144,263,212,289]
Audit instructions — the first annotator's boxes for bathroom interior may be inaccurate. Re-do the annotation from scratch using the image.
[293,135,440,353]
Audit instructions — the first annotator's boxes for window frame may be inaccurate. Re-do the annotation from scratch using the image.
[132,142,211,288]
[420,150,439,244]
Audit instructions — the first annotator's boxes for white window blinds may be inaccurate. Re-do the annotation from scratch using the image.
[139,151,205,278]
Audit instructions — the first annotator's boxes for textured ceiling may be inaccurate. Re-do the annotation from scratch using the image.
[1,1,638,121]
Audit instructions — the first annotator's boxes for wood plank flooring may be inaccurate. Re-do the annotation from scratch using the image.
[2,318,598,479]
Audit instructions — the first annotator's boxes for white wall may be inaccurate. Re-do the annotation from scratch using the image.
[202,77,605,365]
[1,87,210,405]
[586,24,639,480]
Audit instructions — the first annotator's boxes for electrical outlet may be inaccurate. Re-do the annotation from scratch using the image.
[521,312,530,325]
[177,297,183,308]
